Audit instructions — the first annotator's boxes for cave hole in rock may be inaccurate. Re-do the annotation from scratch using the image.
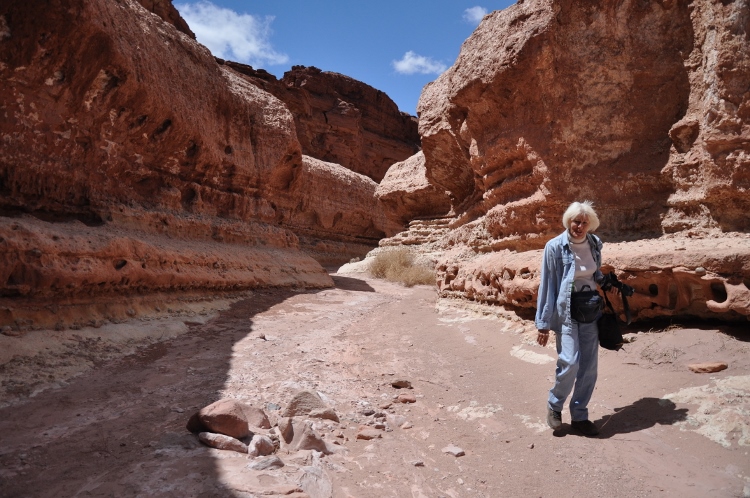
[152,119,172,138]
[114,260,127,270]
[710,282,728,303]
[186,140,199,158]
[649,284,659,296]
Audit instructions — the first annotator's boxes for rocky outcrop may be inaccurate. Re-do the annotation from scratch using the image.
[383,0,750,321]
[436,235,750,322]
[134,0,195,38]
[375,151,451,226]
[0,0,399,328]
[223,62,421,182]
[274,156,401,266]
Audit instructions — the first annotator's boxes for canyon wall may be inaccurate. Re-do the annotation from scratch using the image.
[223,62,420,183]
[379,0,750,321]
[0,0,407,330]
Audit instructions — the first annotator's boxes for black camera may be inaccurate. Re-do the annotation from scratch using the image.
[601,272,634,297]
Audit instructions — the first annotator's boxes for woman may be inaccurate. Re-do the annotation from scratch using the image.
[535,201,605,436]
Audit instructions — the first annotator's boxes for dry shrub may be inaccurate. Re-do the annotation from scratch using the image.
[369,249,434,287]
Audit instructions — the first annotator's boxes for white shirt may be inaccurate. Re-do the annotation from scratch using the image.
[569,237,597,292]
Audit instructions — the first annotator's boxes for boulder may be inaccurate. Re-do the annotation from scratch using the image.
[198,432,248,454]
[281,390,330,418]
[247,435,276,458]
[197,399,250,439]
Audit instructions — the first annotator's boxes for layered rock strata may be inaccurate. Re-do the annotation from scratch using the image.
[375,151,451,226]
[436,235,750,322]
[0,0,402,328]
[222,62,421,182]
[382,0,750,320]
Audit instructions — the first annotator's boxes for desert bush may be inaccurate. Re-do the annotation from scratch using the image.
[369,249,435,287]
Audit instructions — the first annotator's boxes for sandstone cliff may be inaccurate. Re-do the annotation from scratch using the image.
[223,62,420,182]
[379,0,750,321]
[0,0,403,330]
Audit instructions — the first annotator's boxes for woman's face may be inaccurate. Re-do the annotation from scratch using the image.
[569,214,590,239]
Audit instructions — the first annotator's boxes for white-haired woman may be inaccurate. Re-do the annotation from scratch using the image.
[535,201,606,437]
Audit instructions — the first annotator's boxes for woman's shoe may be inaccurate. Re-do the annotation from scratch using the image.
[547,408,562,430]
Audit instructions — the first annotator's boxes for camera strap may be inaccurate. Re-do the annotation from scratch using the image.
[602,289,631,325]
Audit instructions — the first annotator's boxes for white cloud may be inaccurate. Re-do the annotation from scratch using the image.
[463,6,488,25]
[392,51,447,75]
[175,1,288,66]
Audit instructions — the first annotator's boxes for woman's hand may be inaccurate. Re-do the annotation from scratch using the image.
[537,329,550,347]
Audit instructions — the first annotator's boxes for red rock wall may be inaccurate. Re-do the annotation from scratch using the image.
[0,0,400,329]
[224,62,421,182]
[417,0,748,249]
[382,0,750,321]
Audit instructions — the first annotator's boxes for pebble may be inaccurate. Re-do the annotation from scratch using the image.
[688,362,728,373]
[442,444,465,457]
[247,455,284,470]
[356,426,383,440]
[396,393,417,403]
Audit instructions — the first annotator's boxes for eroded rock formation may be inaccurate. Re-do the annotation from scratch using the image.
[376,151,451,226]
[223,62,420,182]
[0,0,407,329]
[381,0,750,321]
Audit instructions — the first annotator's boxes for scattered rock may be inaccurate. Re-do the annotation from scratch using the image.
[247,435,276,458]
[186,412,207,434]
[247,455,285,470]
[411,460,425,467]
[396,393,417,404]
[278,417,294,444]
[391,379,412,389]
[356,426,383,440]
[528,443,535,449]
[386,413,407,428]
[292,422,337,454]
[442,444,465,457]
[1,326,21,337]
[309,407,340,422]
[688,362,728,374]
[242,404,272,429]
[198,432,248,454]
[197,399,250,439]
[281,390,330,418]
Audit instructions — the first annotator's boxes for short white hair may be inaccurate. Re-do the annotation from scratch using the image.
[562,201,600,232]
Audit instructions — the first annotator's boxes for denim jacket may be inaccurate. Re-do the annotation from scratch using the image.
[535,231,604,333]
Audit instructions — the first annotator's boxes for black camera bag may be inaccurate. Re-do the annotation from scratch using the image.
[570,285,603,323]
[598,289,628,351]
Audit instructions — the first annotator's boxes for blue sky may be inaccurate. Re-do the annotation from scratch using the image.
[174,1,516,115]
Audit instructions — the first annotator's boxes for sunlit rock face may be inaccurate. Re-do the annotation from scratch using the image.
[223,62,421,183]
[375,151,451,227]
[384,0,750,321]
[0,0,400,328]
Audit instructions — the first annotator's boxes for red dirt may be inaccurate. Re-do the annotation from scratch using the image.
[0,274,748,497]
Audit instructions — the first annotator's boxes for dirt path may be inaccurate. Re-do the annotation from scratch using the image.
[0,274,748,497]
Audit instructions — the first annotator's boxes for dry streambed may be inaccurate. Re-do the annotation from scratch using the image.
[0,275,749,497]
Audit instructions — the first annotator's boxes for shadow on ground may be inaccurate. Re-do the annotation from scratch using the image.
[331,274,376,292]
[595,397,689,438]
[0,287,312,496]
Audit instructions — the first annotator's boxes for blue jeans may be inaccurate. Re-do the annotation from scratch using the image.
[548,319,599,421]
